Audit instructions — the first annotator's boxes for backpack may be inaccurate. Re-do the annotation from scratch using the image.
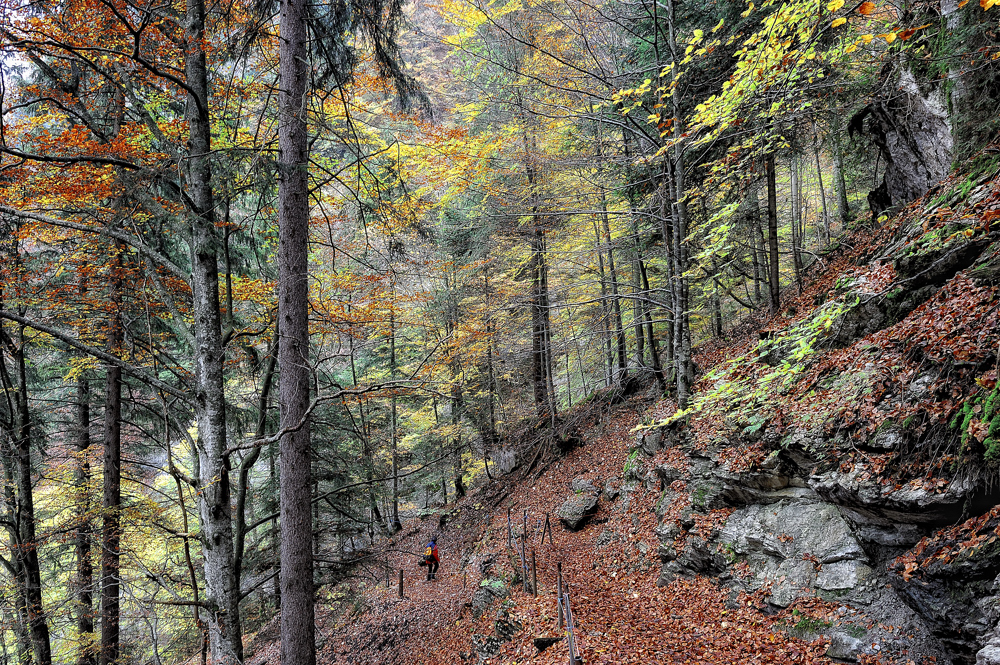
[424,545,435,562]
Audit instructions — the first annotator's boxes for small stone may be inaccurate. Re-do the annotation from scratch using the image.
[825,632,863,661]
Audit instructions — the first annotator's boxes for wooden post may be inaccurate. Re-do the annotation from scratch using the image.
[523,509,527,541]
[398,569,403,598]
[531,550,538,597]
[557,562,564,628]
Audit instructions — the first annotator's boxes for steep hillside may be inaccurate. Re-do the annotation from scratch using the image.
[245,153,1000,665]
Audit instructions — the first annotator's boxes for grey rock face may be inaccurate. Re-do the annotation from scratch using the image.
[557,492,599,531]
[810,469,976,524]
[641,429,664,456]
[471,578,508,620]
[719,501,868,607]
[978,641,1000,665]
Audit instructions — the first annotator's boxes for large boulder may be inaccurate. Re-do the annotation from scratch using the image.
[557,492,599,531]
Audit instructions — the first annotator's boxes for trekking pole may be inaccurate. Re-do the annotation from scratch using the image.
[398,569,403,598]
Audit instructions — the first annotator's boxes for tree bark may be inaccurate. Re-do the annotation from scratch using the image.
[278,0,316,658]
[601,199,627,381]
[76,377,96,665]
[766,153,781,312]
[10,327,52,665]
[746,185,764,302]
[234,327,278,588]
[639,261,667,390]
[811,122,830,244]
[666,0,692,408]
[630,215,645,366]
[390,309,399,528]
[99,252,121,665]
[185,0,243,658]
[591,220,613,387]
[790,157,803,291]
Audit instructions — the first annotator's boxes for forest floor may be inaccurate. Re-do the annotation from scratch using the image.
[240,398,860,665]
[238,152,1000,665]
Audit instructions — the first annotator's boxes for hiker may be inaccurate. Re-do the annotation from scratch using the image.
[424,538,440,580]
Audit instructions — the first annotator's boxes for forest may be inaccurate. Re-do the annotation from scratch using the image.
[0,0,998,661]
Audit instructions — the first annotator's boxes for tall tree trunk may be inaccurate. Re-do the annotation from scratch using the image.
[591,107,626,383]
[658,171,676,389]
[766,153,781,312]
[531,225,545,411]
[0,289,34,665]
[390,309,400,527]
[591,220,613,387]
[10,327,52,665]
[76,268,95,665]
[812,122,830,244]
[539,232,557,425]
[831,125,850,225]
[483,268,499,464]
[746,186,763,302]
[185,0,242,658]
[99,252,122,665]
[666,0,692,408]
[639,262,667,391]
[269,439,281,610]
[234,327,278,587]
[278,0,316,658]
[630,214,644,367]
[790,157,803,292]
[76,377,95,665]
[600,202,627,381]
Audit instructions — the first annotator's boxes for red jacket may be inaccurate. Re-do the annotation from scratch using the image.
[425,543,439,563]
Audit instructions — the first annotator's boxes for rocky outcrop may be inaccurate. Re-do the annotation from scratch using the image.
[616,174,1000,664]
[471,577,508,620]
[557,480,600,530]
[720,501,871,606]
[850,64,953,214]
[631,443,959,663]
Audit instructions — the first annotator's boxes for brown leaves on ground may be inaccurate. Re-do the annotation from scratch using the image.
[891,504,1000,579]
[264,405,852,665]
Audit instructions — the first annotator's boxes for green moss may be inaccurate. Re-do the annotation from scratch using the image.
[985,391,999,421]
[843,624,867,638]
[794,617,833,631]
